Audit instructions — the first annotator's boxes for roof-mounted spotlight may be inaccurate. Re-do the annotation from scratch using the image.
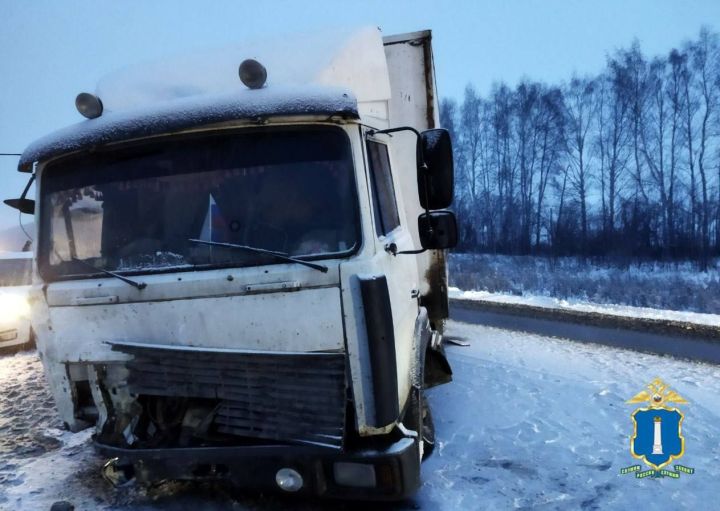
[239,59,267,90]
[75,92,104,119]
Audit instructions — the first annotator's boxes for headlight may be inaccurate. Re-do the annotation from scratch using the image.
[0,293,30,323]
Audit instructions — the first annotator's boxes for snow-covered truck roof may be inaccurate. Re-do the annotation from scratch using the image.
[96,26,391,113]
[18,26,395,171]
[17,86,358,172]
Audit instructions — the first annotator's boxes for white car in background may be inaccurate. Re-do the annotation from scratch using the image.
[0,251,33,351]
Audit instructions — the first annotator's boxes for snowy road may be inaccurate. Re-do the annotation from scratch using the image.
[1,320,719,510]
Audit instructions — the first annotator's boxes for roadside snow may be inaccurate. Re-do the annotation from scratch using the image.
[449,287,720,327]
[2,321,719,510]
[449,253,720,314]
[423,321,720,510]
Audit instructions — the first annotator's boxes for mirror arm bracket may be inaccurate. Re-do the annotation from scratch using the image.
[366,126,428,173]
[396,248,427,255]
[370,126,439,255]
[384,242,427,257]
[368,125,433,210]
[20,173,36,199]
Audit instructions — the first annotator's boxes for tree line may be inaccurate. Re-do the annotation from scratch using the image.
[442,27,720,268]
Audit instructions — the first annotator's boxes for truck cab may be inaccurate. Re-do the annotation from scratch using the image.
[6,27,456,499]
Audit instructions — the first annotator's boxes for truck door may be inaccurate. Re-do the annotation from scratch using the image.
[364,135,420,418]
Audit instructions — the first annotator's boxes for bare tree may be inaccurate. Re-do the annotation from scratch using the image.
[564,76,597,254]
[596,65,631,246]
[490,84,517,251]
[640,57,673,256]
[679,43,700,255]
[515,81,541,253]
[689,27,719,268]
[458,86,485,249]
[665,49,688,255]
[445,27,720,263]
[535,87,565,249]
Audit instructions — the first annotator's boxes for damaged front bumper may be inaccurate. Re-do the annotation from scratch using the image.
[95,435,420,500]
[62,340,420,499]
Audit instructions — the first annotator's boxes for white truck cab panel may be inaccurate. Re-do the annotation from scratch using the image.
[10,28,455,500]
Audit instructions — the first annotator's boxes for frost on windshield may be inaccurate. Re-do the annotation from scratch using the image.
[116,252,187,272]
[48,188,105,264]
[38,127,360,279]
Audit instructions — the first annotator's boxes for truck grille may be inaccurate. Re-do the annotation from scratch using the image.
[110,342,347,448]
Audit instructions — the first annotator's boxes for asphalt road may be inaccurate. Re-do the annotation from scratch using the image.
[450,300,720,364]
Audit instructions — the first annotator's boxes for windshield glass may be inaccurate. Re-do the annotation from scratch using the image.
[39,127,360,280]
[0,257,32,287]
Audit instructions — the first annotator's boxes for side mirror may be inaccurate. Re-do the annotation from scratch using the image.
[4,198,35,215]
[418,210,457,250]
[418,129,454,210]
[4,175,36,215]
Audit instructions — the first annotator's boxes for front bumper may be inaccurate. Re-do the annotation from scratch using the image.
[95,435,420,500]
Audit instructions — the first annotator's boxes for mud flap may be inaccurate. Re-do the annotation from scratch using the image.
[424,341,452,389]
[412,309,452,390]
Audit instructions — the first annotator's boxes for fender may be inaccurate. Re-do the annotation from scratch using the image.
[359,274,399,428]
[412,308,452,392]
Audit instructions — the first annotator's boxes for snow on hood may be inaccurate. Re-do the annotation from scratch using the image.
[18,85,358,171]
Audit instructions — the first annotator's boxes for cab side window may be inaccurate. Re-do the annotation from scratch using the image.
[367,141,400,236]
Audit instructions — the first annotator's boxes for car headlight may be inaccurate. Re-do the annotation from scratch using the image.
[0,293,30,323]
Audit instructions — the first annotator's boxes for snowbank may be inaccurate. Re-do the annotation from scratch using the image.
[449,287,720,328]
[449,253,720,315]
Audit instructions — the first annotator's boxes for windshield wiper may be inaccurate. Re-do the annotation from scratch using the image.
[71,257,147,290]
[188,239,329,273]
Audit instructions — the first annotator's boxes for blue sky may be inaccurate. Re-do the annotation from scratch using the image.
[1,0,718,231]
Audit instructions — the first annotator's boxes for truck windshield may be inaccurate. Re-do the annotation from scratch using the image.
[39,127,360,280]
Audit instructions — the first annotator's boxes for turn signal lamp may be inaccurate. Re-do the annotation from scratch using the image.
[333,462,377,488]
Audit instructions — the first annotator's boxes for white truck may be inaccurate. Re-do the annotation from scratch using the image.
[5,27,456,499]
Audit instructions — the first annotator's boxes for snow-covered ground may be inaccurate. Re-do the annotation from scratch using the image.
[423,321,720,510]
[449,253,720,314]
[448,287,720,327]
[2,320,719,510]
